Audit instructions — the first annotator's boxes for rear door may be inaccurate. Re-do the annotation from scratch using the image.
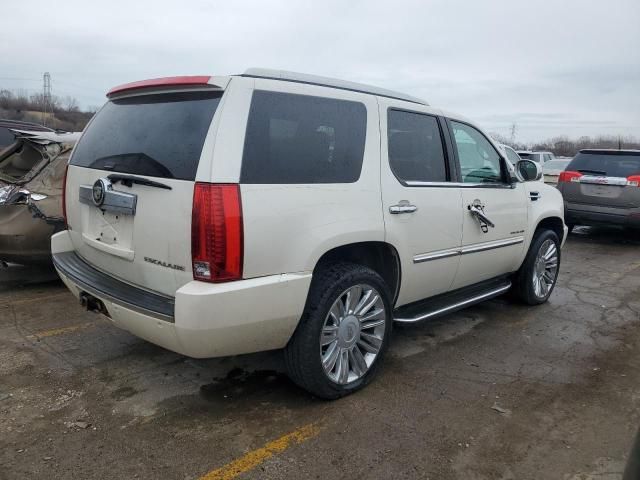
[65,86,225,296]
[380,102,463,307]
[561,151,640,209]
[446,119,528,289]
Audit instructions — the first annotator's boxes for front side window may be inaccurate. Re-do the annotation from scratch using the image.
[450,121,504,184]
[387,110,447,183]
[241,91,366,184]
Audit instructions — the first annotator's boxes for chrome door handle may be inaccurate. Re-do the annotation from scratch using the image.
[468,204,495,228]
[389,202,418,214]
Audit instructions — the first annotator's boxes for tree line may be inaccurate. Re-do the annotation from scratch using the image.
[491,131,640,157]
[0,89,96,132]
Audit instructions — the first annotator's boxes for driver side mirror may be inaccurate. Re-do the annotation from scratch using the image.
[516,159,542,182]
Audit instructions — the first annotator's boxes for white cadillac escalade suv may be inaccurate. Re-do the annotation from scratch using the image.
[53,69,567,399]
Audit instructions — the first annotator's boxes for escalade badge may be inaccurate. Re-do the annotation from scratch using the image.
[92,178,111,207]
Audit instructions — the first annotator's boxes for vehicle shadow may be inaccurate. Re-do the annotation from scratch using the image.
[568,225,640,246]
[0,262,61,292]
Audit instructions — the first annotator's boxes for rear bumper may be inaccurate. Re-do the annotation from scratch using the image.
[51,231,312,358]
[565,202,640,228]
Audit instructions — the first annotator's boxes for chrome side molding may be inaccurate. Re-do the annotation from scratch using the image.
[413,236,524,264]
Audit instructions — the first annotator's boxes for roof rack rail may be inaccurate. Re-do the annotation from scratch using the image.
[241,68,428,106]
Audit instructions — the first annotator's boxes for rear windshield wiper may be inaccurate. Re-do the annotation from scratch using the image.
[577,169,607,176]
[107,173,172,190]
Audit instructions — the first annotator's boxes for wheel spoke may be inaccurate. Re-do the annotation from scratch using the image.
[338,349,349,384]
[350,346,368,376]
[354,289,373,315]
[345,286,362,315]
[322,342,339,372]
[360,307,384,323]
[543,243,557,260]
[358,332,382,353]
[356,292,379,316]
[321,325,338,346]
[361,318,385,330]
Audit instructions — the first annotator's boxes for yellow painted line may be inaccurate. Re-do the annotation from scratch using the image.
[27,322,96,339]
[199,422,321,480]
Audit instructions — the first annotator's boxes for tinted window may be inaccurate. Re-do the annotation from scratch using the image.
[387,110,447,183]
[70,92,221,180]
[504,147,521,165]
[568,152,640,177]
[451,121,503,184]
[241,91,366,184]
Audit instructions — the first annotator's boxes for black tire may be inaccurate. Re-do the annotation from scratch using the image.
[513,229,561,305]
[284,262,393,400]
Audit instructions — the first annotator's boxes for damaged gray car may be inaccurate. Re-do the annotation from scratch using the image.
[0,129,80,265]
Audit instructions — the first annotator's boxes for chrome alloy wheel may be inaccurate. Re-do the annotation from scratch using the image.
[532,239,558,298]
[320,284,386,385]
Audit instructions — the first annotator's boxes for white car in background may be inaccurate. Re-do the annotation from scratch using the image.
[542,158,572,185]
[517,151,556,164]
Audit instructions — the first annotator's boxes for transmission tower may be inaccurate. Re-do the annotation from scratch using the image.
[43,72,51,126]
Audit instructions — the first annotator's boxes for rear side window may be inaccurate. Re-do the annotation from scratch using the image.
[387,110,447,183]
[568,152,640,177]
[70,92,221,180]
[241,91,366,184]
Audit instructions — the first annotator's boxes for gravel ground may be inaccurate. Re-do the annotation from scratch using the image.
[1,226,639,480]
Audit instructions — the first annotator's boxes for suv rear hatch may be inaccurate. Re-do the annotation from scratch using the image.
[559,150,640,209]
[65,78,225,296]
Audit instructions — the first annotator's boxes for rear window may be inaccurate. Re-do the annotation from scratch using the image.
[241,90,367,184]
[70,91,221,180]
[568,152,640,177]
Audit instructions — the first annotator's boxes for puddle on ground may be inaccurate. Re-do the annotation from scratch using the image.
[199,368,294,401]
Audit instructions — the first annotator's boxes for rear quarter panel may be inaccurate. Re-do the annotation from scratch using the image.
[234,79,385,278]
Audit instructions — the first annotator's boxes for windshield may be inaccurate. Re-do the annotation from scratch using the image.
[568,152,640,177]
[70,91,221,180]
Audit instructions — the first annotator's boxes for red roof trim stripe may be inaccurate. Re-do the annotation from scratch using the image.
[107,76,212,96]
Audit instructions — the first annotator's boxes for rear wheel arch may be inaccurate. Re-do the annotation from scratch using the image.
[313,242,401,306]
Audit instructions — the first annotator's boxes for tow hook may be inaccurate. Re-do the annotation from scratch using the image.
[79,292,107,315]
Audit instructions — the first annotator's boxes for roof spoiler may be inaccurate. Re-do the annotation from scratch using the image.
[107,76,222,98]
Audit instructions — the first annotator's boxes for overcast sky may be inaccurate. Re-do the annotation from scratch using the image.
[1,0,638,143]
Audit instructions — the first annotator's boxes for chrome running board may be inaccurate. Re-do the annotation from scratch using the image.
[394,280,511,323]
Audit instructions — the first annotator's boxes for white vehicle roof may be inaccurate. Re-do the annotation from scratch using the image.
[242,68,428,106]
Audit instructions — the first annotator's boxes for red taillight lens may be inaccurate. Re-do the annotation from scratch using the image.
[62,163,69,228]
[627,175,640,187]
[558,171,583,183]
[191,183,243,283]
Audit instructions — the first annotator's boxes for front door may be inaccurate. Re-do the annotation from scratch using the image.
[380,103,463,308]
[446,120,528,289]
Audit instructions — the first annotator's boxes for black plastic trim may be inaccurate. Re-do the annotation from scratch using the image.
[53,251,175,322]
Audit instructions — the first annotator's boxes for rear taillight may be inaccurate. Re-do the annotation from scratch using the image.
[627,175,640,187]
[191,183,243,283]
[558,171,583,183]
[62,163,69,228]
